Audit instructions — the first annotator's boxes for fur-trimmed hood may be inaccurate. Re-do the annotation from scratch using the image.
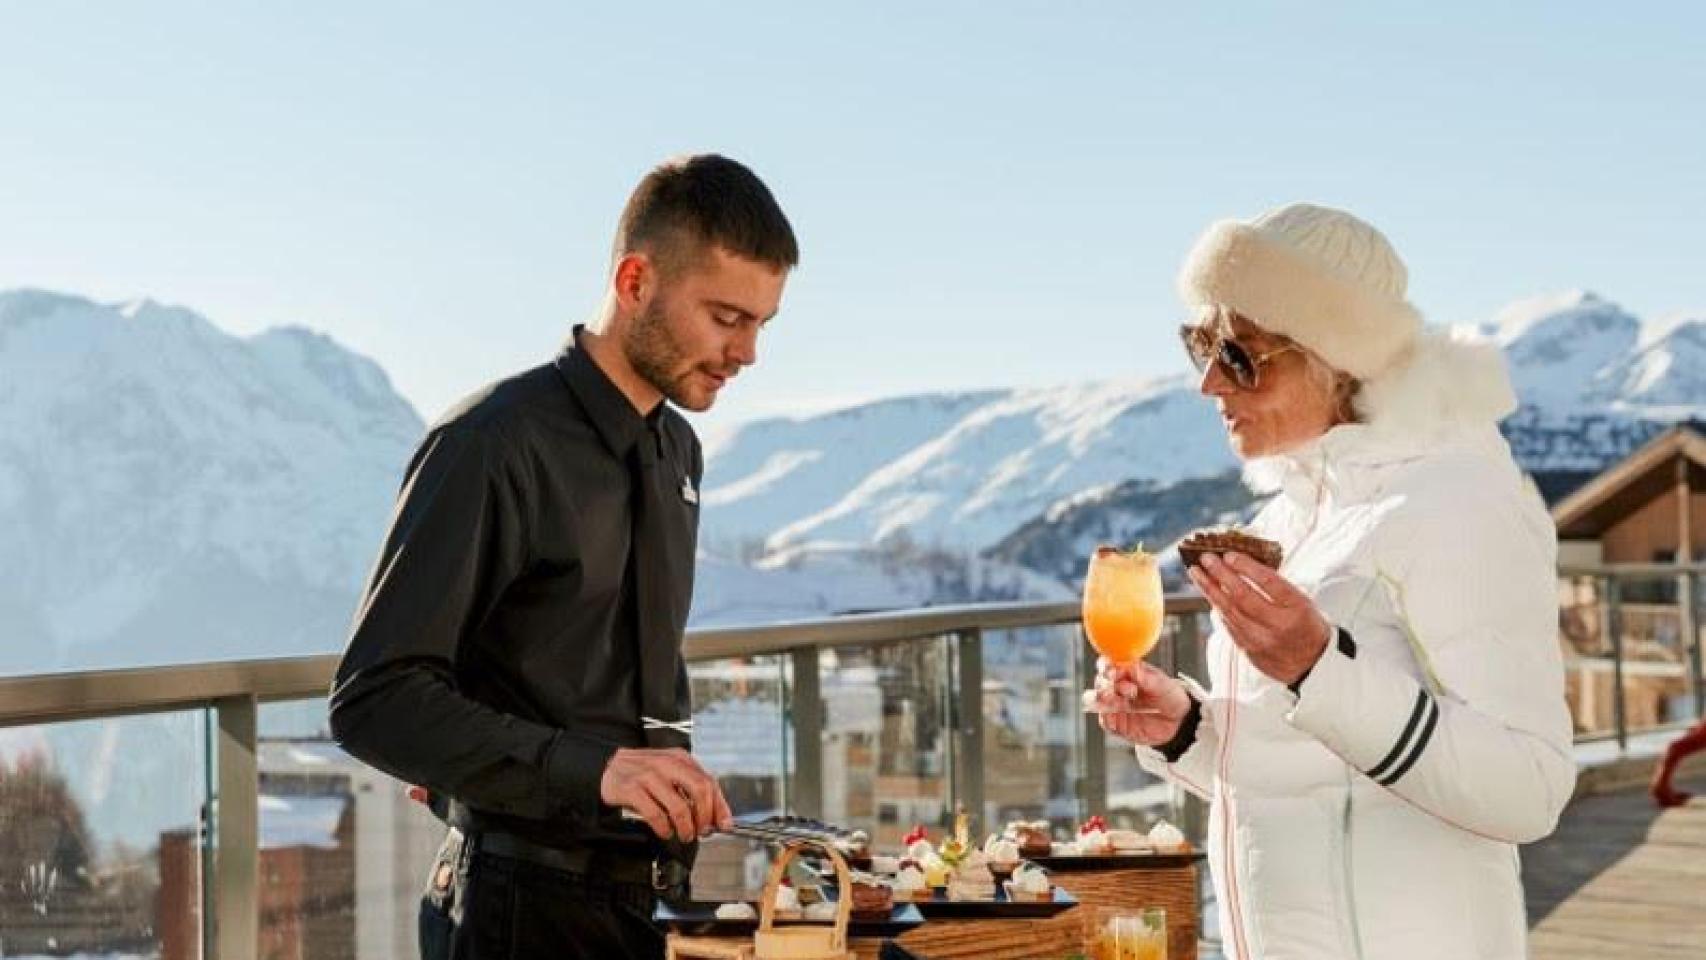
[1244,325,1521,496]
[1355,325,1517,438]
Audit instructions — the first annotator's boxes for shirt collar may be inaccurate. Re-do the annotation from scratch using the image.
[554,325,660,459]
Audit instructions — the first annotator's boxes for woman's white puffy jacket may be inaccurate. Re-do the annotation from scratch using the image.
[1135,331,1577,960]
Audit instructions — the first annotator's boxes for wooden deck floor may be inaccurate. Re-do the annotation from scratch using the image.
[1524,772,1706,958]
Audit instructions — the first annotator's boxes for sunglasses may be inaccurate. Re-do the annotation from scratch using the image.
[1178,324,1300,391]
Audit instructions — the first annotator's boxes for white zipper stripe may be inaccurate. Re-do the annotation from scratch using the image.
[1218,643,1252,960]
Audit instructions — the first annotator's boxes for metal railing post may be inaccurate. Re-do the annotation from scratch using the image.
[1079,626,1107,822]
[1682,570,1704,721]
[788,647,824,819]
[1600,577,1627,753]
[199,708,215,960]
[213,695,258,960]
[953,629,986,829]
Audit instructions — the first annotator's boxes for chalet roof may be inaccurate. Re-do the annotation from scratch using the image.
[1553,423,1706,539]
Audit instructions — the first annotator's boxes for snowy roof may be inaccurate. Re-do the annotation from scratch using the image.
[259,794,348,850]
[259,740,356,770]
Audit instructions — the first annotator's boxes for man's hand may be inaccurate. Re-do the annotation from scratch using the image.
[1187,552,1330,687]
[1088,658,1193,747]
[599,748,734,841]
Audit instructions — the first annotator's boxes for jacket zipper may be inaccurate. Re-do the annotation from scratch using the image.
[1339,775,1367,959]
[1217,460,1324,960]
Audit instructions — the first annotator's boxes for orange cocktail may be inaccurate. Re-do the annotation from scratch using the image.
[1082,545,1164,664]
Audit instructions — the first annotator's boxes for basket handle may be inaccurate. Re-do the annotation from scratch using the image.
[756,840,853,950]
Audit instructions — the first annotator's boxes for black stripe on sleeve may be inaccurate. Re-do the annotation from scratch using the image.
[1377,695,1440,787]
[1366,687,1430,782]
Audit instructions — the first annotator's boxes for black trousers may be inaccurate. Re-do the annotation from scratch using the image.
[420,831,664,960]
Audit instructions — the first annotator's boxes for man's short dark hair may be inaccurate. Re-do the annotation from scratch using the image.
[614,154,799,275]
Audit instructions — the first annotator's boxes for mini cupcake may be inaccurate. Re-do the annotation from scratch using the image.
[1106,828,1152,854]
[946,851,997,901]
[1002,862,1053,902]
[714,902,758,921]
[1076,825,1113,856]
[1148,819,1191,853]
[891,864,932,902]
[982,835,1022,881]
[1015,821,1053,859]
[849,879,894,921]
[1072,814,1112,855]
[770,879,802,921]
[844,829,874,871]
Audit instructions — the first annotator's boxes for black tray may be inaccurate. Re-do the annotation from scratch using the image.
[1028,851,1204,871]
[897,886,1077,919]
[653,900,925,939]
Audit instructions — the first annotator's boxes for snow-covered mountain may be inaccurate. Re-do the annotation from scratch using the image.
[703,290,1706,581]
[4,286,1702,663]
[706,378,1234,554]
[1491,291,1706,418]
[984,470,1259,588]
[699,391,1004,554]
[0,290,423,673]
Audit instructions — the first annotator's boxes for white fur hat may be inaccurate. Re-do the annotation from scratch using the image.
[1177,203,1422,380]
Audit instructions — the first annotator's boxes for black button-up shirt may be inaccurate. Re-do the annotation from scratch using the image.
[329,328,700,854]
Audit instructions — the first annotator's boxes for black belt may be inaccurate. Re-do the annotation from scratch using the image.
[469,830,686,894]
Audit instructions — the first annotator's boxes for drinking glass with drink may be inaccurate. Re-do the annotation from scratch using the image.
[1082,545,1165,714]
[1085,906,1167,960]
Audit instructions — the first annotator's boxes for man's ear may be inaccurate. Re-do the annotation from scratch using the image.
[611,252,656,314]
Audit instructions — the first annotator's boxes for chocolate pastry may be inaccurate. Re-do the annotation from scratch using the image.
[1178,527,1282,570]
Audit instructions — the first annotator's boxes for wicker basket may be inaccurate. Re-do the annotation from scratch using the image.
[666,841,857,960]
[752,841,857,960]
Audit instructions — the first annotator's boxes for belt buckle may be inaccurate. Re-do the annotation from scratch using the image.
[651,858,688,896]
[650,858,668,893]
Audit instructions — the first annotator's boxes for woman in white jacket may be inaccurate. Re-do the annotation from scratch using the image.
[1095,203,1576,960]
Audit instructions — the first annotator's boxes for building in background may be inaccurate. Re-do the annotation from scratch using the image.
[1552,423,1705,734]
[256,740,444,960]
[159,740,448,960]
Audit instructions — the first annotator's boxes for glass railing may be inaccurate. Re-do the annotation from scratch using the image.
[0,597,1208,960]
[2,565,1697,960]
[0,709,210,959]
[1559,563,1705,748]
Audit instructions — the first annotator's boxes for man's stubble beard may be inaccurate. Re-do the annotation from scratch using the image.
[625,299,705,411]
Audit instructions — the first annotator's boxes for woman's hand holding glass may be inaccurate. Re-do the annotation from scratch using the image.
[1089,657,1192,746]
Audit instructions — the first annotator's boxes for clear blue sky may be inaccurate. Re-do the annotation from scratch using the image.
[4,3,1703,437]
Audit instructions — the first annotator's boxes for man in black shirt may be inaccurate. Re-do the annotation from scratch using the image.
[328,154,798,959]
